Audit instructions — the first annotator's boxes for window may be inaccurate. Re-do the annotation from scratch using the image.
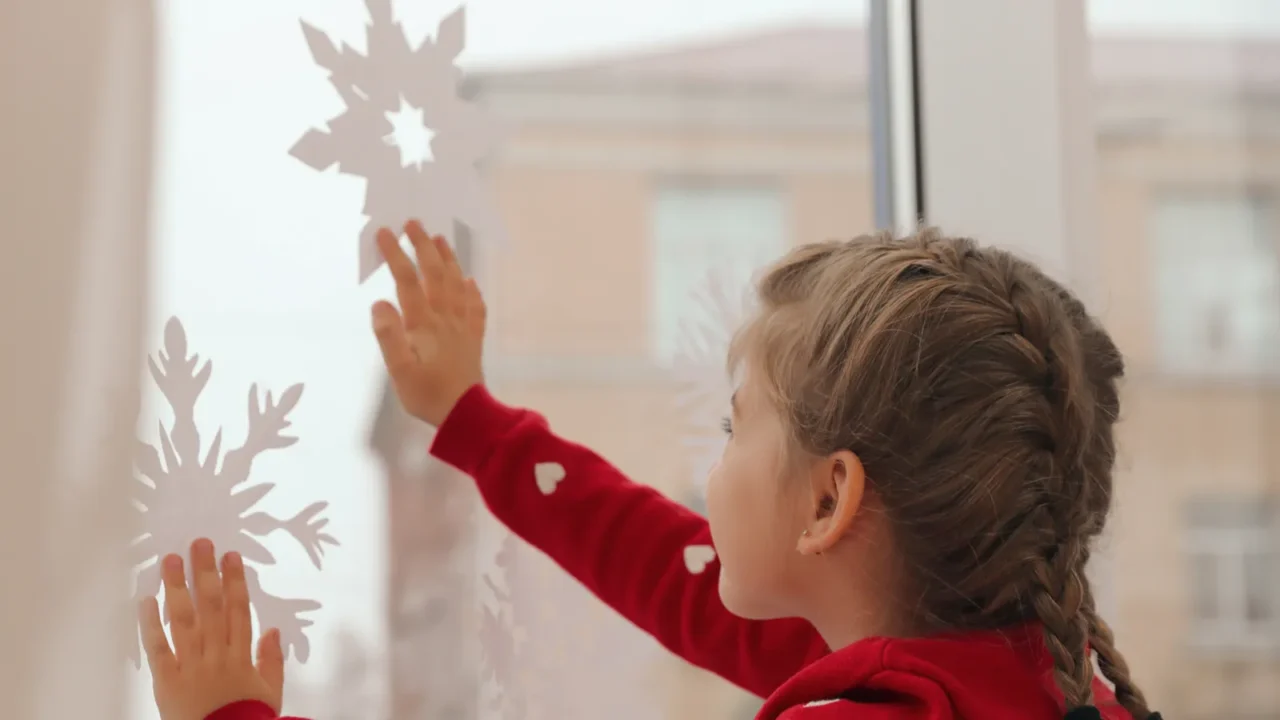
[650,182,788,364]
[1152,194,1280,378]
[1185,500,1280,649]
[129,2,880,719]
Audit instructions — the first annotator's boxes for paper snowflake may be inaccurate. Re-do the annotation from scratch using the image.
[478,535,529,720]
[130,318,338,665]
[479,532,658,720]
[479,534,593,720]
[291,1,508,282]
[670,269,756,504]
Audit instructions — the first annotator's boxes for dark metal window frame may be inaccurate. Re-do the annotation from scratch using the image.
[868,0,925,232]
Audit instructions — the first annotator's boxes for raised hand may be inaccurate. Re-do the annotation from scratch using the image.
[372,220,486,427]
[139,539,286,720]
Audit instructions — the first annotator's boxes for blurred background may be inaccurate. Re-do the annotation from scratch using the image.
[1,1,1276,719]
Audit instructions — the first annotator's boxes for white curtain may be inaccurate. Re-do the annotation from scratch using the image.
[0,0,154,718]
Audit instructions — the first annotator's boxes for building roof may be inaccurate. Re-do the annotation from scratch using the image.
[1092,33,1280,92]
[471,24,1280,94]
[474,25,864,92]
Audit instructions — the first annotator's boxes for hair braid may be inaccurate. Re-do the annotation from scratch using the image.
[1083,584,1152,717]
[740,230,1156,718]
[1031,549,1095,707]
[919,238,1151,714]
[999,259,1103,710]
[1031,270,1154,718]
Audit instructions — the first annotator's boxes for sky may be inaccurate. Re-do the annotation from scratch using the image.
[131,0,1279,715]
[205,0,1280,72]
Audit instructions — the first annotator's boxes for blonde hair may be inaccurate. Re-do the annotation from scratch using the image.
[730,229,1148,717]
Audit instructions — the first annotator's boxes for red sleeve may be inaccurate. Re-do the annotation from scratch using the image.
[204,701,306,720]
[430,384,829,697]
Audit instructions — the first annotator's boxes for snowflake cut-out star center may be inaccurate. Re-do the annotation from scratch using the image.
[384,96,436,168]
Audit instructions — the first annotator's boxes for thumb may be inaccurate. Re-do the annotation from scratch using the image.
[255,629,285,701]
[372,301,416,377]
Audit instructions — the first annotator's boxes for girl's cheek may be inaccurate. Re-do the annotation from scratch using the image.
[705,461,728,515]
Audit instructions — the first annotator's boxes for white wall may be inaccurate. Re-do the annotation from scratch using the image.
[0,0,153,717]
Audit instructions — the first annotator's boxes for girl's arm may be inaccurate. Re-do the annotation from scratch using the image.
[431,384,829,698]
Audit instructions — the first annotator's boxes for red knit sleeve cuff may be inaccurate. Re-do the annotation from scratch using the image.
[430,384,526,475]
[204,700,279,720]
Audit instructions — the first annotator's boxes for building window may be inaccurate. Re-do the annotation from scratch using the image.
[650,181,788,364]
[1151,193,1279,378]
[1185,499,1280,649]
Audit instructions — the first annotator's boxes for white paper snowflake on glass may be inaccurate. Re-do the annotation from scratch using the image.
[478,535,529,720]
[130,318,338,665]
[479,531,662,720]
[291,0,508,282]
[670,269,757,505]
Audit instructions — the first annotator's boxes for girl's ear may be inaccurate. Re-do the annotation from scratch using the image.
[797,450,865,555]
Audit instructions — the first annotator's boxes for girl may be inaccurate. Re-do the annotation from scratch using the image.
[146,221,1163,720]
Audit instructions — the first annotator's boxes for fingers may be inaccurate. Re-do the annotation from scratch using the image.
[256,629,286,705]
[191,539,227,662]
[377,228,428,329]
[389,221,472,318]
[161,553,200,661]
[372,301,417,378]
[405,221,448,313]
[139,596,176,679]
[222,551,253,661]
[434,234,467,314]
[464,277,486,333]
[435,230,461,272]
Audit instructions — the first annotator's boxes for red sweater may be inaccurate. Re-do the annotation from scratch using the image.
[205,702,297,720]
[209,385,1135,720]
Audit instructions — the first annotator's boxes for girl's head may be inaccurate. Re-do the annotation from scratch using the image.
[704,230,1148,716]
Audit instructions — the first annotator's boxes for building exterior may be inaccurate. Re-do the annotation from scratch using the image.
[369,25,1280,720]
[1089,33,1280,720]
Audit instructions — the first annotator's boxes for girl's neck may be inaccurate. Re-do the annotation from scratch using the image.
[801,542,913,651]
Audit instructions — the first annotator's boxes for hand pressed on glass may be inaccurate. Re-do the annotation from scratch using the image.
[139,539,285,720]
[371,220,487,427]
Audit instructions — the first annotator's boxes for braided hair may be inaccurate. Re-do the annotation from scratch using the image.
[732,229,1153,718]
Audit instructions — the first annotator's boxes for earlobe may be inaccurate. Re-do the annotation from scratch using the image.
[796,451,866,555]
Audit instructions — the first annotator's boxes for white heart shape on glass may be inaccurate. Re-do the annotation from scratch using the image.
[534,462,566,495]
[682,544,717,574]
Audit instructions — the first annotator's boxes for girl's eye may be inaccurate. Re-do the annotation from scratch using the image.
[720,416,733,437]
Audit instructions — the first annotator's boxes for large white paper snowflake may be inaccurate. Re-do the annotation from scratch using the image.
[479,535,597,720]
[478,535,529,720]
[479,531,661,720]
[291,1,508,282]
[670,269,757,504]
[130,318,338,665]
